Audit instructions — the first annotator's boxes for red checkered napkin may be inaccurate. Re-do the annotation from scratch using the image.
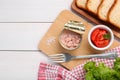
[38,46,120,80]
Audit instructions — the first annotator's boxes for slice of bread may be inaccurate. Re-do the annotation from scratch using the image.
[108,0,120,28]
[87,0,102,14]
[98,0,115,21]
[76,0,88,9]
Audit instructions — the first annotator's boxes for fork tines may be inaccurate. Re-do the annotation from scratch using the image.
[48,54,65,63]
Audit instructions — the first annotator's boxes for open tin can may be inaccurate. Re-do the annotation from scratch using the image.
[59,20,85,50]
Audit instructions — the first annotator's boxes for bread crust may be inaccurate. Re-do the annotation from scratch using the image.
[108,0,120,28]
[76,0,88,9]
[75,0,120,29]
[97,0,115,21]
[86,0,103,14]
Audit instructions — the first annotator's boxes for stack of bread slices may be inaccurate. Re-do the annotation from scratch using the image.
[76,0,120,29]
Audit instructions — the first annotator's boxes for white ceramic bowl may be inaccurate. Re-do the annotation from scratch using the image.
[88,25,114,50]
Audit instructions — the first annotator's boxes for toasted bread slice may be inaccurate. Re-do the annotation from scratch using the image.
[76,0,87,9]
[87,0,102,14]
[108,0,120,28]
[98,0,115,21]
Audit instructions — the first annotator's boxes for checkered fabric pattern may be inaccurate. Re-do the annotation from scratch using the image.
[38,46,120,80]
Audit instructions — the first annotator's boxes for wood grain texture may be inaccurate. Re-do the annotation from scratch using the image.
[0,0,73,22]
[0,51,52,80]
[0,23,51,50]
[71,0,120,39]
[39,10,120,70]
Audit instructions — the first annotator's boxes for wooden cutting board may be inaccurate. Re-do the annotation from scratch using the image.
[71,0,120,39]
[38,10,120,70]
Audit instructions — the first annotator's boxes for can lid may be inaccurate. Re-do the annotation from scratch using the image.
[64,20,85,34]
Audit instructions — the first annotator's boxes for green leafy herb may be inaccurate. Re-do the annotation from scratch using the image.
[103,33,111,39]
[84,61,96,71]
[84,58,120,80]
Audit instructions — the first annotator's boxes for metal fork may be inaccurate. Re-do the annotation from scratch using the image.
[48,52,118,63]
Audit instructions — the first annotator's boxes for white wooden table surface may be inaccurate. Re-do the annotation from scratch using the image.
[0,0,73,80]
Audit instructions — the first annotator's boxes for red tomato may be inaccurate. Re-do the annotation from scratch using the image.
[95,40,109,48]
[91,29,99,41]
[96,30,106,41]
[91,28,110,48]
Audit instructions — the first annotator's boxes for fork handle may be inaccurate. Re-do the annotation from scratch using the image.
[72,52,117,59]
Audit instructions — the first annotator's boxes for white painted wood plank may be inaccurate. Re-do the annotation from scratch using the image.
[0,51,53,80]
[0,23,50,50]
[0,0,73,22]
